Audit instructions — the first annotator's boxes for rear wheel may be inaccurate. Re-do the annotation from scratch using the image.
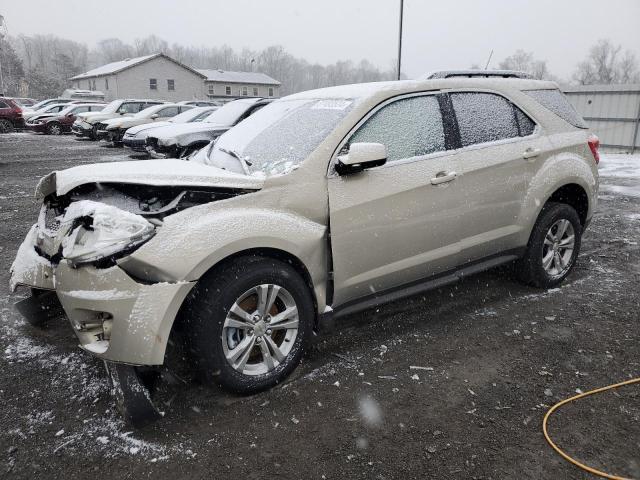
[0,119,14,133]
[185,256,314,393]
[516,202,582,288]
[46,122,63,135]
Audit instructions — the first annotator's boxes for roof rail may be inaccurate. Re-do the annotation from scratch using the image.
[424,70,534,80]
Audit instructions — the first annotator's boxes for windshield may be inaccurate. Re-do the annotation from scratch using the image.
[134,104,163,118]
[200,98,354,175]
[202,100,256,126]
[99,100,122,114]
[169,107,215,123]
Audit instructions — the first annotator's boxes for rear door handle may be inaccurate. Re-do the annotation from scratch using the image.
[523,148,541,159]
[430,171,457,185]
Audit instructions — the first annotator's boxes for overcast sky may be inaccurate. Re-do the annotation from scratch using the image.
[2,0,639,80]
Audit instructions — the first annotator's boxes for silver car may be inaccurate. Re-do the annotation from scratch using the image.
[9,71,599,423]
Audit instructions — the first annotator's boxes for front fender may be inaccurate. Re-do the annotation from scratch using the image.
[119,206,328,310]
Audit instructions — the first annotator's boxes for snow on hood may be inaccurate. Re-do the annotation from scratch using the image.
[125,121,173,137]
[151,122,228,145]
[35,159,265,198]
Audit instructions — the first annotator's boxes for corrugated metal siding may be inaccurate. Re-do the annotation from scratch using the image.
[563,85,640,152]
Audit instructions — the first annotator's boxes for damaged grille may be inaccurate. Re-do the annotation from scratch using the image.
[44,205,62,232]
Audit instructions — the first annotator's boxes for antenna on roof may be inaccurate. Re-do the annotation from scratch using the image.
[484,50,494,70]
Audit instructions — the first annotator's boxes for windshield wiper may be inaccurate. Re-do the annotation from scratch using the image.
[219,147,252,175]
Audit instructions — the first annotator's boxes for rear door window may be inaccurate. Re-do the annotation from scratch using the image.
[451,92,535,147]
[523,88,588,129]
[0,101,8,109]
[349,95,446,162]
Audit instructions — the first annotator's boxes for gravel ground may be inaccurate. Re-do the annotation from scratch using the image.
[0,133,639,479]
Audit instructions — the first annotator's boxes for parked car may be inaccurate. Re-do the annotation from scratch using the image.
[22,103,74,122]
[12,98,37,108]
[96,104,192,145]
[26,103,106,135]
[0,97,25,133]
[123,106,218,152]
[22,98,77,112]
[145,98,271,158]
[178,100,221,107]
[9,73,599,424]
[71,99,166,140]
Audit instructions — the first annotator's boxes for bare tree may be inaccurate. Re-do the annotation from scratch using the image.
[498,50,553,80]
[573,39,640,84]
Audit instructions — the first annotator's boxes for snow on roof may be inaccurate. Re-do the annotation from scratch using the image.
[196,69,280,86]
[71,54,160,80]
[561,83,640,93]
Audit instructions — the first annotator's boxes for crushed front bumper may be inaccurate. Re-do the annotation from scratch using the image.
[123,137,147,152]
[10,223,195,366]
[71,122,95,138]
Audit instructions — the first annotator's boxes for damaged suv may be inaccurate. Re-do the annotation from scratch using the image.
[10,72,599,423]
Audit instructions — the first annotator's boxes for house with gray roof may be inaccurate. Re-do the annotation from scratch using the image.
[70,53,280,103]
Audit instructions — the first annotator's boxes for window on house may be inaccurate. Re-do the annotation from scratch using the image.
[105,78,109,90]
[242,86,248,96]
[167,79,175,91]
[91,79,96,90]
[225,86,231,95]
[208,84,215,95]
[253,87,259,96]
[150,78,157,90]
[268,87,274,97]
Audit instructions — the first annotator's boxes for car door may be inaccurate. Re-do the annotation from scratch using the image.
[445,91,553,264]
[328,93,464,306]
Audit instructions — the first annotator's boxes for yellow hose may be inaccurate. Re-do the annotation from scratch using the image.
[543,377,640,480]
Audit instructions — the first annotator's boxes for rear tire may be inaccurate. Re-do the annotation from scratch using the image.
[516,202,582,288]
[184,256,314,394]
[0,119,14,133]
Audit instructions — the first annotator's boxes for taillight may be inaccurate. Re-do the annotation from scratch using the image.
[11,106,22,116]
[587,134,600,164]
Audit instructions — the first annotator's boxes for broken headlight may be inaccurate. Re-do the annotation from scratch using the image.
[61,201,156,266]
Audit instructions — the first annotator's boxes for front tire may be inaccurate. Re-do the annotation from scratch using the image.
[516,202,582,288]
[184,256,314,394]
[46,122,63,135]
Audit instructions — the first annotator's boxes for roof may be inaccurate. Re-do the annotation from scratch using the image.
[286,78,557,102]
[196,69,280,86]
[425,69,533,80]
[70,53,207,80]
[561,83,640,94]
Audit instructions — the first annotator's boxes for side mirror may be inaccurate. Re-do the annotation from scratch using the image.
[150,113,159,120]
[336,142,387,175]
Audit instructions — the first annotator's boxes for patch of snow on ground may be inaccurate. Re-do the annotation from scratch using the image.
[598,153,640,179]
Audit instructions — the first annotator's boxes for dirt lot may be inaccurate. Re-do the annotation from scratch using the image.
[0,133,639,479]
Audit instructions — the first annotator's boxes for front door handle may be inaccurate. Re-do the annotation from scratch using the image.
[523,148,541,159]
[430,171,457,185]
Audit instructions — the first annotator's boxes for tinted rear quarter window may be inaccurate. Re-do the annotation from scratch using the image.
[0,101,8,109]
[523,89,587,129]
[451,92,522,147]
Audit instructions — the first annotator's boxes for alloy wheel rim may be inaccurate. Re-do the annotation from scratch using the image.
[50,125,61,135]
[542,219,575,276]
[222,284,299,376]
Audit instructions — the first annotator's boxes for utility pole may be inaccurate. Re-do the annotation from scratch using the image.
[396,0,404,80]
[0,15,5,96]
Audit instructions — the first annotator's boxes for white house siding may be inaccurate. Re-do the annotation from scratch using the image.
[73,56,205,102]
[205,82,279,100]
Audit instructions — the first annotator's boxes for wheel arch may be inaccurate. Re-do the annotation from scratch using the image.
[545,183,589,225]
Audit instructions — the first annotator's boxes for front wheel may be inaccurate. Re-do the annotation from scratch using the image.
[46,122,63,135]
[516,202,582,288]
[184,256,314,393]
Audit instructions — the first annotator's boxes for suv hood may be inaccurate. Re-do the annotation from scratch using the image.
[35,159,264,198]
[78,112,127,124]
[125,121,173,137]
[152,122,229,146]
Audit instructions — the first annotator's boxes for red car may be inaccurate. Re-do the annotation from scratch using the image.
[26,103,105,135]
[0,97,25,133]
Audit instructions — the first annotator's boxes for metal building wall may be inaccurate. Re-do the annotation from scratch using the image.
[563,84,640,153]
